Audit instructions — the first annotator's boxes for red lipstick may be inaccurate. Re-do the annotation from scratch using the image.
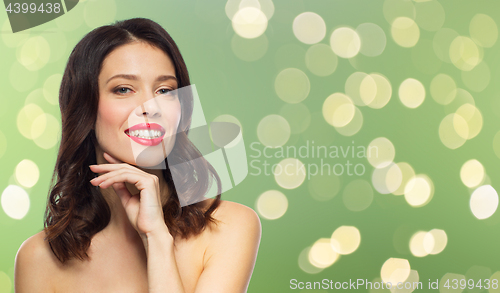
[124,123,166,146]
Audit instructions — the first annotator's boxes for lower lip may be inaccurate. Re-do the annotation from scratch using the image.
[125,133,165,146]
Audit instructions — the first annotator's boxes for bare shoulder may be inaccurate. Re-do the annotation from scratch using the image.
[210,200,262,234]
[204,199,262,257]
[196,200,262,291]
[15,231,60,292]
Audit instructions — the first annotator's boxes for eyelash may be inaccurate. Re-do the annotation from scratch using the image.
[113,87,174,95]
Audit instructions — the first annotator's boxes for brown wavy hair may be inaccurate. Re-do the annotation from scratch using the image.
[44,18,221,263]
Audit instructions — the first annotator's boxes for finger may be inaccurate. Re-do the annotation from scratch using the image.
[90,163,138,174]
[111,182,132,206]
[95,172,161,205]
[103,152,123,164]
[93,170,156,191]
[91,169,139,188]
[90,166,147,186]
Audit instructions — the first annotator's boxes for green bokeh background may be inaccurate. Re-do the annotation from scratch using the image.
[1,0,500,292]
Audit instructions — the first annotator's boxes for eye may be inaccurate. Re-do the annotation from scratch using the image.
[114,87,132,94]
[158,88,173,95]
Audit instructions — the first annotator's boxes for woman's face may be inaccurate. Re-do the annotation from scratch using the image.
[95,41,181,167]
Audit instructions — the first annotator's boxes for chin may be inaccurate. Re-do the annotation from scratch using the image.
[130,138,176,169]
[133,152,168,169]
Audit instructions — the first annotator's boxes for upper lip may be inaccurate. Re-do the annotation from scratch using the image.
[124,123,165,134]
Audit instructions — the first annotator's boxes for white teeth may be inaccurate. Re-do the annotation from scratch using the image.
[128,129,163,139]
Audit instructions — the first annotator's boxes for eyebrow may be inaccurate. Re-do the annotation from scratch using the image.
[105,74,177,85]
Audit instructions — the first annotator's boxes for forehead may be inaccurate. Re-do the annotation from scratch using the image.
[99,42,176,81]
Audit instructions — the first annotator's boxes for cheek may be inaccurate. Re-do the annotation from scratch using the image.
[162,100,182,130]
[95,101,129,140]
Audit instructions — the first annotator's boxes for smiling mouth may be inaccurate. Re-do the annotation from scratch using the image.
[126,129,164,139]
[124,123,166,146]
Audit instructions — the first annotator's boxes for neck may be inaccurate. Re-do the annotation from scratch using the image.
[94,146,170,240]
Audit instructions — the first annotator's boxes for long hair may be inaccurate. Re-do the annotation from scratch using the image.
[44,18,222,263]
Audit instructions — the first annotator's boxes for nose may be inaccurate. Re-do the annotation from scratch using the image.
[134,95,161,118]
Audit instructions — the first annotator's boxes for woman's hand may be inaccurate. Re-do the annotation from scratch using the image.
[89,152,167,237]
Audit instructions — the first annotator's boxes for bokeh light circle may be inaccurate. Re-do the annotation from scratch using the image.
[43,74,62,105]
[404,174,434,207]
[367,137,396,169]
[391,17,420,48]
[449,36,482,71]
[372,162,403,194]
[430,74,457,105]
[293,12,326,44]
[392,162,416,196]
[399,78,425,108]
[275,68,310,103]
[356,23,387,57]
[298,246,323,274]
[256,190,288,220]
[409,231,428,257]
[257,114,290,148]
[343,179,373,211]
[305,44,338,76]
[367,73,392,109]
[322,93,356,127]
[226,0,275,21]
[1,185,30,220]
[360,74,378,106]
[17,104,44,140]
[274,158,306,189]
[469,13,498,48]
[15,159,39,188]
[17,36,50,71]
[470,185,499,220]
[455,103,483,139]
[380,258,411,285]
[330,226,361,255]
[439,113,468,149]
[330,27,361,58]
[460,159,485,188]
[335,107,364,137]
[423,229,447,255]
[232,7,268,39]
[345,72,372,106]
[33,113,60,149]
[309,238,339,268]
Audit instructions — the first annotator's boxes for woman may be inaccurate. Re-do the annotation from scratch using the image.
[14,18,261,292]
